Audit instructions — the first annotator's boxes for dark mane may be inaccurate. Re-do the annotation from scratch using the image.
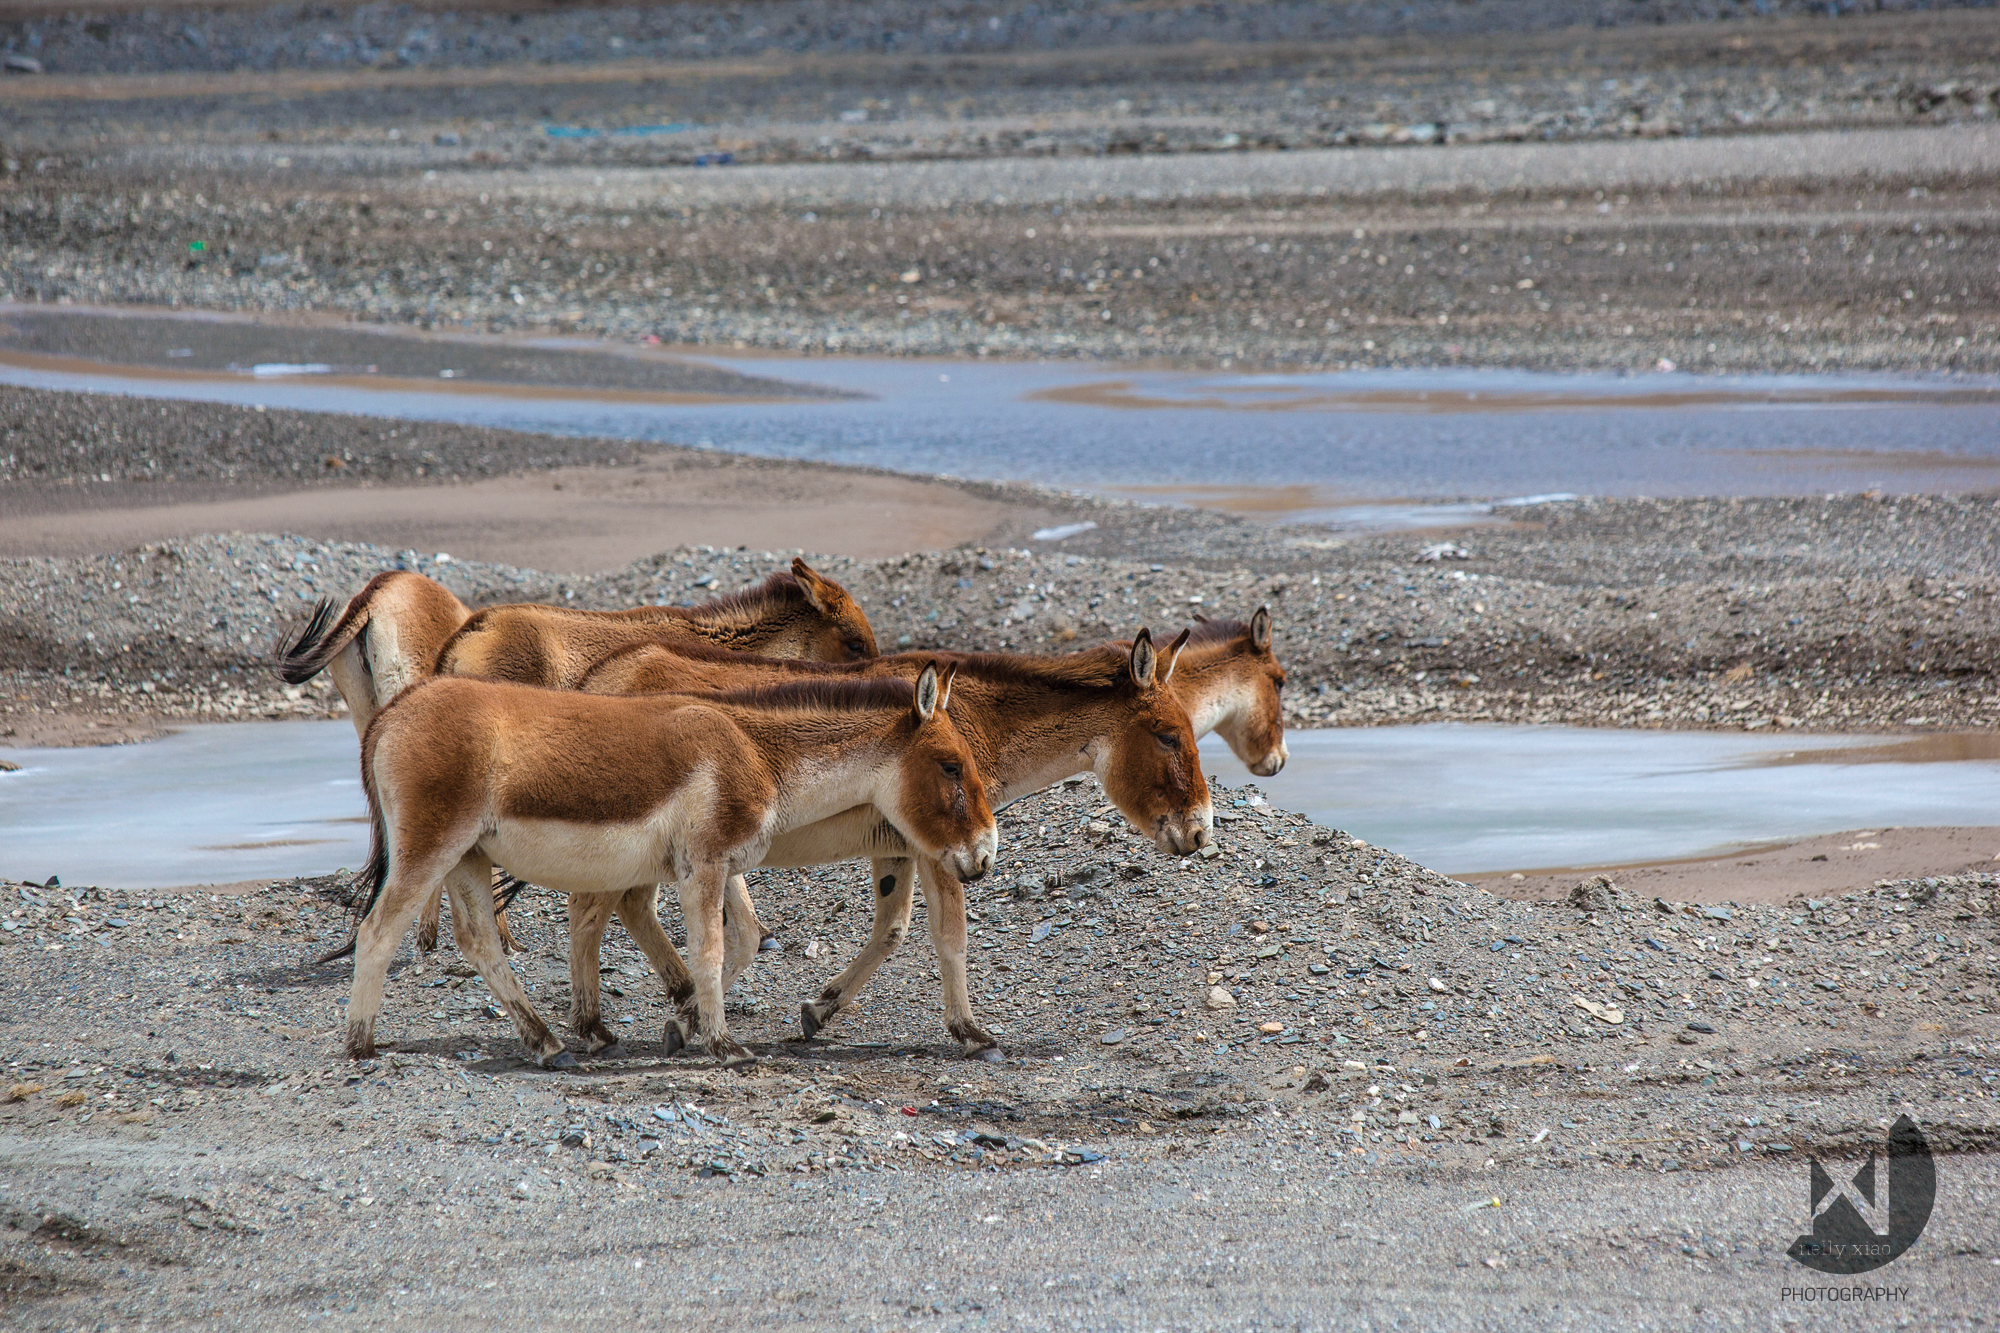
[925,646,1127,691]
[587,637,1133,691]
[708,676,917,713]
[686,568,808,621]
[1186,617,1252,647]
[585,635,863,683]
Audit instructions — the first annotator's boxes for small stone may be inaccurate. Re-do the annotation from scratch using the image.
[512,1180,533,1199]
[1428,978,1448,993]
[1204,987,1237,1011]
[1248,921,1271,934]
[1030,921,1053,944]
[1100,1029,1127,1045]
[1308,962,1330,976]
[1703,906,1733,921]
[1685,1022,1716,1034]
[1674,1032,1698,1045]
[1257,1021,1284,1035]
[1197,844,1221,860]
[1397,1110,1419,1125]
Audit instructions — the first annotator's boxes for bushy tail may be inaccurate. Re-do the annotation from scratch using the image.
[493,871,532,914]
[277,576,389,685]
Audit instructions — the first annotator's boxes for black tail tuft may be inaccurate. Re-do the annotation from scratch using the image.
[277,597,341,684]
[313,934,357,965]
[493,872,533,914]
[353,826,391,927]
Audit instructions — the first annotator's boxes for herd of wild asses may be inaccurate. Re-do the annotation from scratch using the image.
[278,558,1289,1067]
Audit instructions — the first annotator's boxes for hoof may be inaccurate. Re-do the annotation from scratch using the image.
[799,1003,823,1039]
[968,1044,1007,1064]
[722,1050,758,1070]
[542,1050,581,1070]
[415,929,439,955]
[661,1025,686,1057]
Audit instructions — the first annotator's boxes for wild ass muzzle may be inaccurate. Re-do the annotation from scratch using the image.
[346,664,993,1067]
[561,627,1212,1058]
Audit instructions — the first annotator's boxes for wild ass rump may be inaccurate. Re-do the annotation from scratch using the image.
[562,627,1213,1058]
[345,665,994,1067]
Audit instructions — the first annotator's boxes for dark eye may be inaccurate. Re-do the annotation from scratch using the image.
[1154,731,1181,750]
[1273,675,1286,692]
[847,639,868,657]
[941,761,962,780]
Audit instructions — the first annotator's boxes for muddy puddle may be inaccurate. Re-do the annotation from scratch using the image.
[5,719,1997,889]
[3,306,1998,531]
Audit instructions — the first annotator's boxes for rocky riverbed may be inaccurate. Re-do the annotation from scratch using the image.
[4,5,1998,376]
[1,770,1995,1323]
[3,474,1995,744]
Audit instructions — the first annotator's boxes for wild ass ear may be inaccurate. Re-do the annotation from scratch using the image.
[1127,628,1158,692]
[936,661,958,712]
[1158,626,1192,686]
[1250,605,1273,653]
[913,662,941,722]
[791,557,832,614]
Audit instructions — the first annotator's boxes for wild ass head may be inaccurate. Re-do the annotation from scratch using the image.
[1095,628,1214,856]
[1183,606,1288,777]
[887,662,997,884]
[788,557,879,662]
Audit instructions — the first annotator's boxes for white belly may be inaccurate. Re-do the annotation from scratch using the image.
[482,817,672,896]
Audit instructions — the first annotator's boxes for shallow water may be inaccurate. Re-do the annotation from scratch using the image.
[1220,726,2000,875]
[0,722,370,890]
[3,332,1998,525]
[4,721,1997,889]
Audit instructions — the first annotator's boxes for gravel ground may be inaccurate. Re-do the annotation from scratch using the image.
[0,775,1994,1324]
[4,8,1999,375]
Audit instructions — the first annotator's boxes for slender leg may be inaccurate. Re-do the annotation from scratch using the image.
[444,853,570,1067]
[919,856,1000,1060]
[494,908,521,953]
[799,857,917,1038]
[676,862,750,1065]
[609,885,698,1051]
[566,892,622,1053]
[415,889,444,955]
[346,860,448,1060]
[719,874,764,992]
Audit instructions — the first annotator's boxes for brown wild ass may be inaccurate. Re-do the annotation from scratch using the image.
[559,628,1212,1057]
[430,556,876,690]
[282,557,879,954]
[565,609,1284,1057]
[345,666,994,1067]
